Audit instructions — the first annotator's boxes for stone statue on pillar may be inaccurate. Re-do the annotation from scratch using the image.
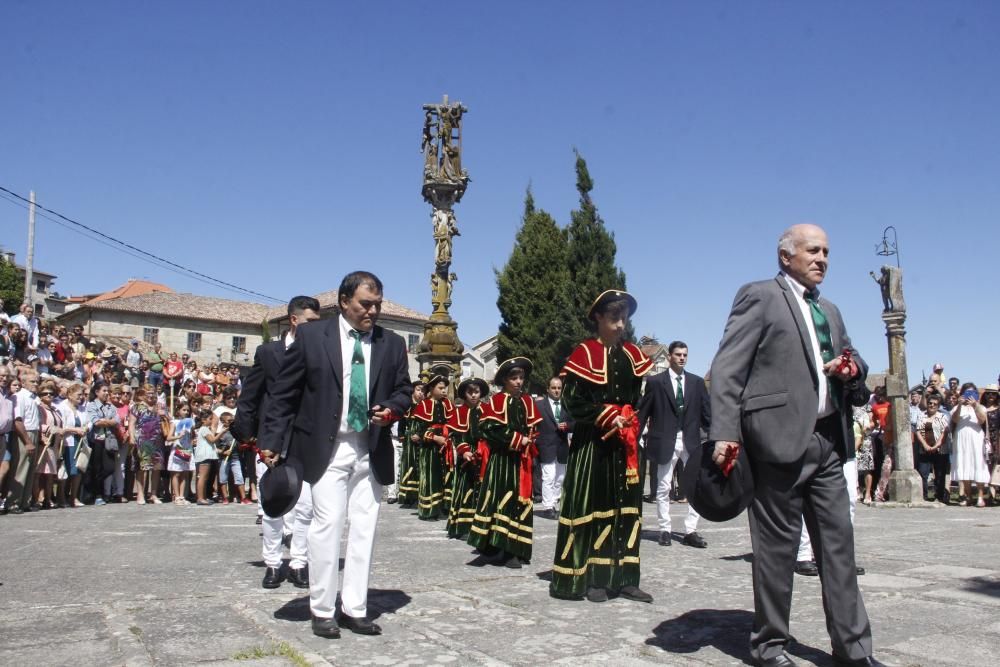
[871,265,925,503]
[417,95,469,387]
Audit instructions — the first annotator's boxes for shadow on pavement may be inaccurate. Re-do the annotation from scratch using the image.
[719,552,754,562]
[962,575,1000,598]
[272,589,412,622]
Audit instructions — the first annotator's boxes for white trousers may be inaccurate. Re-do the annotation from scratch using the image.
[309,433,382,619]
[798,458,858,562]
[656,447,700,534]
[261,482,313,569]
[540,461,566,510]
[386,438,402,499]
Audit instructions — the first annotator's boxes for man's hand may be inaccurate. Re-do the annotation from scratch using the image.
[259,449,279,467]
[823,356,858,380]
[370,405,393,426]
[712,441,740,469]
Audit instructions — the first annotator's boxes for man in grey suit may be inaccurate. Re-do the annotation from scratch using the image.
[709,224,879,667]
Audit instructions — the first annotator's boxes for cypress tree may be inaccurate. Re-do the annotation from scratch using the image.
[496,188,576,392]
[565,150,632,341]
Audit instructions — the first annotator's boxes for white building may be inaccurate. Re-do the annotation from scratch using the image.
[1,249,71,318]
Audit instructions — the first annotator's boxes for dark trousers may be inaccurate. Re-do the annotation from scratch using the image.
[638,450,658,497]
[917,453,949,500]
[748,423,872,663]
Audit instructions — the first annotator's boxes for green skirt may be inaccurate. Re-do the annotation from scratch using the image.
[467,450,533,560]
[446,464,480,539]
[550,430,643,599]
[418,444,446,519]
[398,439,420,505]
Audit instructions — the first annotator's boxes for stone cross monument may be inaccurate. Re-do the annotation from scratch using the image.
[416,95,469,384]
[872,265,924,503]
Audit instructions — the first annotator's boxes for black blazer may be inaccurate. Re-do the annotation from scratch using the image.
[638,370,711,466]
[534,397,575,464]
[230,339,284,443]
[257,318,412,486]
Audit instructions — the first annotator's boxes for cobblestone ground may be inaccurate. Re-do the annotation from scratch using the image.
[1,497,998,666]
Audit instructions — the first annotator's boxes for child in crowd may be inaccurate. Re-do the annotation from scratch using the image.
[193,409,220,506]
[215,412,248,504]
[166,403,196,505]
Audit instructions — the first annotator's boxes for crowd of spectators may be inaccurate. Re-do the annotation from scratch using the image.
[855,362,1000,508]
[1,303,255,514]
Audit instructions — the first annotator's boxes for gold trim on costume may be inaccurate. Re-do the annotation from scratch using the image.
[594,525,612,550]
[551,554,641,576]
[557,505,639,527]
[498,490,513,510]
[627,519,641,549]
[560,533,575,560]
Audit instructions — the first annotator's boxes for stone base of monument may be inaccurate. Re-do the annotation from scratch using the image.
[887,469,927,504]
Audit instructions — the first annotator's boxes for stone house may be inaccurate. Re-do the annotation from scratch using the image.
[57,292,270,366]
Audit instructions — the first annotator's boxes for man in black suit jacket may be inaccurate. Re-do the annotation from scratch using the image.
[258,272,412,639]
[232,295,320,591]
[638,341,711,548]
[534,376,574,519]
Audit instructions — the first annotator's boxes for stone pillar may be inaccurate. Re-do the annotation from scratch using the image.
[880,280,924,503]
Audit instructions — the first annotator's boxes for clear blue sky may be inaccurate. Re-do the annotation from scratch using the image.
[3,2,998,384]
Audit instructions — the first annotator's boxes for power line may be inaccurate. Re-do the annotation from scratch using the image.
[0,191,274,301]
[0,185,284,303]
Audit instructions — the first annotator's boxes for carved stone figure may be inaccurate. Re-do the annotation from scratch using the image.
[871,266,905,314]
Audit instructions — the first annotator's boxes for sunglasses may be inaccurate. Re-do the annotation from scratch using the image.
[39,391,55,397]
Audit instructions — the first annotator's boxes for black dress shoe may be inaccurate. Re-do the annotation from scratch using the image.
[336,612,381,635]
[311,615,341,639]
[832,655,885,666]
[642,494,656,504]
[586,587,608,603]
[504,555,523,569]
[618,585,654,603]
[682,532,708,548]
[288,566,309,588]
[755,652,798,667]
[794,560,819,576]
[535,508,557,520]
[386,497,397,504]
[261,566,284,589]
[255,515,263,525]
[658,532,672,546]
[856,566,866,576]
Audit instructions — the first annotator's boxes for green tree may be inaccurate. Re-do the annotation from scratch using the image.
[496,188,577,392]
[0,257,22,316]
[565,150,632,341]
[261,317,272,343]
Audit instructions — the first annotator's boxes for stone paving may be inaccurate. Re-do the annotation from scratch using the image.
[1,498,998,666]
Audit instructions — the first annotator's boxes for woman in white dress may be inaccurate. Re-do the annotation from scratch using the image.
[951,383,990,507]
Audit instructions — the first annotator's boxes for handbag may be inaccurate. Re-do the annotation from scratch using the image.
[76,439,92,472]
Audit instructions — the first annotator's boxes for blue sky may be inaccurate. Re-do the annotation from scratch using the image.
[2,2,999,384]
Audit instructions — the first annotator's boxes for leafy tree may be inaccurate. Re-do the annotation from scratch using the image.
[565,150,632,341]
[261,317,272,343]
[496,188,576,392]
[0,257,23,316]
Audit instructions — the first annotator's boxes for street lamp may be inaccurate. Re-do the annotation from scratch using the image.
[875,226,900,268]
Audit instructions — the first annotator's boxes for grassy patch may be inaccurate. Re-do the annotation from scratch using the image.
[232,641,310,667]
[128,626,143,638]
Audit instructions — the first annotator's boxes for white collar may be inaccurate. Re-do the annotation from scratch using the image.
[339,315,370,342]
[668,368,684,383]
[781,271,817,300]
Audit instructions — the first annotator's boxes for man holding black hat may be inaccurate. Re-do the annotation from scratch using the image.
[232,295,319,590]
[709,224,878,667]
[258,271,411,639]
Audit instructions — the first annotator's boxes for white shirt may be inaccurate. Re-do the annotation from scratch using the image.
[284,332,295,350]
[668,368,686,450]
[15,388,41,430]
[782,272,833,417]
[10,314,39,349]
[338,315,372,434]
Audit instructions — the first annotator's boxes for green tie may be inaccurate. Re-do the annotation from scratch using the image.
[347,330,368,432]
[805,290,840,409]
[804,290,835,364]
[675,375,685,414]
[553,400,561,421]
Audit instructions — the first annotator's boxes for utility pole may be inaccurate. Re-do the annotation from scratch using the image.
[24,190,36,306]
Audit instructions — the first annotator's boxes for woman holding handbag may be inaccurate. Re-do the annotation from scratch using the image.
[57,383,90,507]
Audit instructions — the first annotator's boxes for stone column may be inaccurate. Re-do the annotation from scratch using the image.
[881,284,924,503]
